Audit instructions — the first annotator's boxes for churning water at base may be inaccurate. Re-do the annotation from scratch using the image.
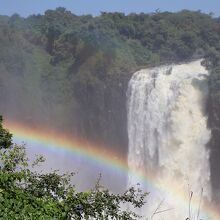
[127,60,211,220]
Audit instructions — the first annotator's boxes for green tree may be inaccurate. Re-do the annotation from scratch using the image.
[0,117,146,219]
[0,116,12,149]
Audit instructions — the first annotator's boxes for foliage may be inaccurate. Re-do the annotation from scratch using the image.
[0,118,146,219]
[3,9,220,75]
[1,9,220,132]
[0,116,12,150]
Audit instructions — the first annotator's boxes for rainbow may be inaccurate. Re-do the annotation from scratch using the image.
[4,120,220,220]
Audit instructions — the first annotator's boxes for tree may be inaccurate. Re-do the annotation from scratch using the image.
[0,117,146,219]
[0,116,12,149]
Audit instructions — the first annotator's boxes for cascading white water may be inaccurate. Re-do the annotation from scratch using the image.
[127,60,211,220]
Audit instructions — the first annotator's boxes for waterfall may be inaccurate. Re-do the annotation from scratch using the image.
[127,60,211,220]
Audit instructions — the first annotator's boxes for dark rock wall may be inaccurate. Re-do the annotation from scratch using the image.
[208,67,220,201]
[72,73,131,155]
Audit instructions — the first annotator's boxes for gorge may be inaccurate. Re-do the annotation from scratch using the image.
[1,9,220,219]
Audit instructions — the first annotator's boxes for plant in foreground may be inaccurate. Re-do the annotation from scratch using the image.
[0,117,147,219]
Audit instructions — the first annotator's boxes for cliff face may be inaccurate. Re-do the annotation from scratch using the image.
[71,73,131,154]
[208,68,220,201]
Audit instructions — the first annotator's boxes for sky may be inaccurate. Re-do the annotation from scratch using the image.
[0,0,219,17]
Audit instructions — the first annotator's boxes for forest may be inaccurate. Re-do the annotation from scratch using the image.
[1,9,220,218]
